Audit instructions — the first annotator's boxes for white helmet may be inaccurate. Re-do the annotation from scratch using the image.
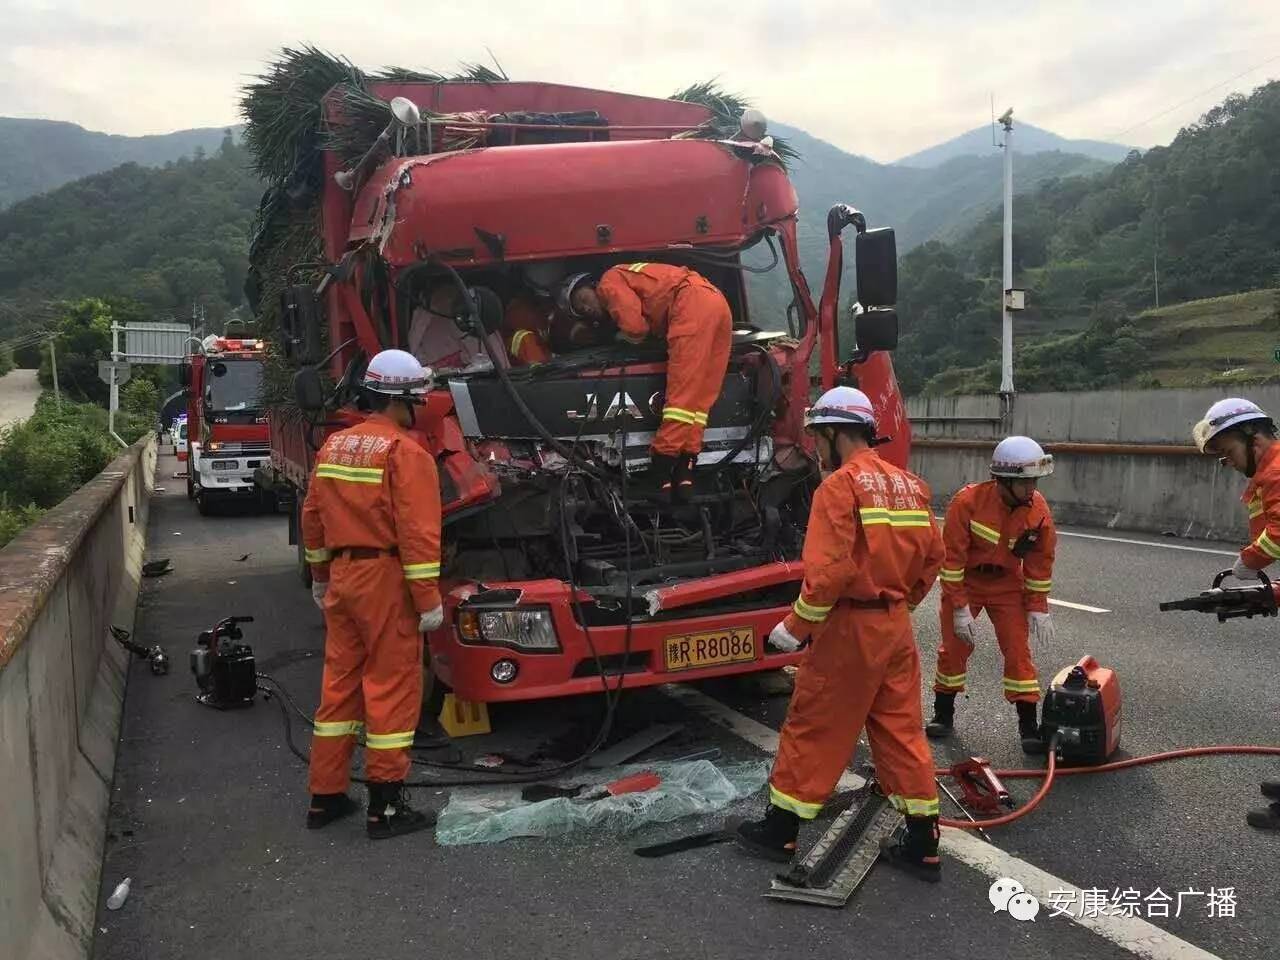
[557,272,594,319]
[362,349,432,399]
[804,386,876,431]
[1193,398,1272,452]
[990,436,1054,478]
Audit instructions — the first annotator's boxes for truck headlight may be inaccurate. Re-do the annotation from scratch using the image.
[456,607,559,651]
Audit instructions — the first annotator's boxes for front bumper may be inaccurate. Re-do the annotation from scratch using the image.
[427,578,802,703]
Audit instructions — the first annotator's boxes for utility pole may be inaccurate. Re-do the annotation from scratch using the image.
[1152,181,1161,309]
[109,322,124,447]
[49,336,60,405]
[999,108,1015,401]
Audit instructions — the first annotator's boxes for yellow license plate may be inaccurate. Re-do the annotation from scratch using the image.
[664,626,756,672]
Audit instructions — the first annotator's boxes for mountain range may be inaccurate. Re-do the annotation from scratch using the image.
[894,120,1134,167]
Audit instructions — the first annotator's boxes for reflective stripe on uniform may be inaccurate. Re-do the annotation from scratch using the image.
[315,464,385,484]
[969,519,1001,545]
[1002,677,1041,694]
[402,561,441,581]
[365,730,416,750]
[304,547,333,564]
[934,670,967,689]
[1024,577,1052,592]
[888,794,941,818]
[1254,530,1280,559]
[661,406,709,426]
[792,596,834,623]
[626,262,650,273]
[313,719,363,737]
[859,508,931,528]
[510,329,532,356]
[768,784,823,820]
[1248,496,1263,519]
[938,567,965,583]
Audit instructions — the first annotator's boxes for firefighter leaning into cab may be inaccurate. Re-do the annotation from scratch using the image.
[560,262,732,502]
[926,436,1058,754]
[1193,397,1280,831]
[301,349,444,840]
[735,386,947,882]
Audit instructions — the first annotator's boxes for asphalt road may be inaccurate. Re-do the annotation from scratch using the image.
[95,455,1278,960]
[0,368,39,428]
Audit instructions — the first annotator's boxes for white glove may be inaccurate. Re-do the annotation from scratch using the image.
[311,581,328,611]
[952,607,978,648]
[1232,556,1259,581]
[1028,611,1055,645]
[418,606,444,633]
[767,621,803,653]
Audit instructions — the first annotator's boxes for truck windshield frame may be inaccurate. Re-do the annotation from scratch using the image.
[206,359,264,413]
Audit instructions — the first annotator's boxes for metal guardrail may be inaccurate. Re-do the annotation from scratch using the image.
[912,438,1202,456]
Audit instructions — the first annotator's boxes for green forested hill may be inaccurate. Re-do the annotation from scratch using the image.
[0,135,262,338]
[896,81,1280,395]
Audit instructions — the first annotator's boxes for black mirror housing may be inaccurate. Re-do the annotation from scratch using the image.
[856,227,897,307]
[854,307,899,354]
[179,361,191,388]
[293,367,325,412]
[280,284,322,364]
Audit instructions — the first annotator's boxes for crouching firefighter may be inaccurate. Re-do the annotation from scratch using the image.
[301,349,445,840]
[560,263,732,502]
[736,387,946,881]
[927,437,1057,753]
[1193,397,1280,832]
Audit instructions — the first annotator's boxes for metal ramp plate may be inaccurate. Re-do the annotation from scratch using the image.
[764,789,904,907]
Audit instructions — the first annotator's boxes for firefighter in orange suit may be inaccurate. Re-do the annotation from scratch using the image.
[926,436,1057,754]
[504,294,554,366]
[560,263,732,501]
[302,349,443,840]
[1193,397,1280,831]
[735,387,946,882]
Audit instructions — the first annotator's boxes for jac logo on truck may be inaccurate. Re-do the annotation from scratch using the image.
[566,391,663,423]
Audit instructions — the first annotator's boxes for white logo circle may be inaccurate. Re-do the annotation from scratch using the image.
[989,877,1024,912]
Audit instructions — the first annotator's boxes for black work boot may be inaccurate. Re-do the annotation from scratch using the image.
[880,815,942,883]
[925,692,955,739]
[647,453,679,503]
[1246,802,1280,831]
[735,804,800,863]
[306,792,359,830]
[366,782,437,840]
[1261,780,1280,801]
[1016,701,1046,755]
[671,454,697,504]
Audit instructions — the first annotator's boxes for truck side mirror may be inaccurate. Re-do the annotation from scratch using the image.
[853,307,898,354]
[855,227,897,307]
[293,367,325,412]
[179,361,191,388]
[280,284,322,364]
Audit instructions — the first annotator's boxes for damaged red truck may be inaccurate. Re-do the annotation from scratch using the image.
[257,80,910,705]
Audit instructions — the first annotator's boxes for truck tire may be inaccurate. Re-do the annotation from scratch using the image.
[195,489,211,516]
[186,470,195,501]
[294,498,313,588]
[422,650,449,722]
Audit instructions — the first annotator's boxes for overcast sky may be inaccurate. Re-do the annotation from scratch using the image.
[2,0,1278,162]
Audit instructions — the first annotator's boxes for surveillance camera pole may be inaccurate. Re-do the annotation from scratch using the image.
[999,109,1015,408]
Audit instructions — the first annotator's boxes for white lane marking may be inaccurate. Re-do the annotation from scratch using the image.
[661,683,1224,960]
[1050,598,1111,614]
[1057,530,1237,557]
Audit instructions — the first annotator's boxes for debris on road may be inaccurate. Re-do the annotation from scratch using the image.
[585,722,683,769]
[142,558,172,578]
[106,877,131,911]
[436,759,766,846]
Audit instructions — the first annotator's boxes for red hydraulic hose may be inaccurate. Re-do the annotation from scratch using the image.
[935,744,1280,830]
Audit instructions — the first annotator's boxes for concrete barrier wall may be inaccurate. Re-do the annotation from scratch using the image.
[905,387,1280,540]
[0,436,156,960]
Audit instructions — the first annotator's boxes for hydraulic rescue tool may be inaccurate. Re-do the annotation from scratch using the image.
[1159,569,1280,621]
[190,615,258,709]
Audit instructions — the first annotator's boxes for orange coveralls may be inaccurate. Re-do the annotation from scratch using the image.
[504,295,554,366]
[933,481,1057,704]
[596,263,732,458]
[1238,444,1280,571]
[302,413,443,793]
[769,448,944,820]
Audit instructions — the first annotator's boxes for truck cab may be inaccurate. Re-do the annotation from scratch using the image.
[259,80,907,703]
